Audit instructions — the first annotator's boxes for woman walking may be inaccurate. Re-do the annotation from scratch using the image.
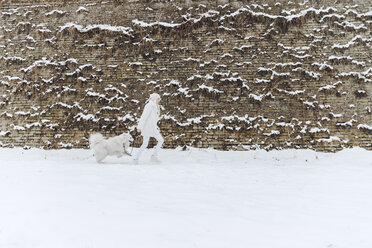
[133,93,164,164]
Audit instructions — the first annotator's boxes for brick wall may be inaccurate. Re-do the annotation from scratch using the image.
[0,0,371,151]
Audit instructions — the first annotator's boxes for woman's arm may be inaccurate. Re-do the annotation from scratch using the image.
[137,103,151,131]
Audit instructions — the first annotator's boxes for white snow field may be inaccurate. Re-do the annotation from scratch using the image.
[0,147,372,248]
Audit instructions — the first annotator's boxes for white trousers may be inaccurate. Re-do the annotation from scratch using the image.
[134,133,164,160]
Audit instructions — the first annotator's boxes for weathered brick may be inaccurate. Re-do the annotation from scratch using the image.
[0,0,371,152]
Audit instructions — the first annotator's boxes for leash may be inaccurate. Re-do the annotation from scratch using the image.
[129,138,135,156]
[126,131,140,156]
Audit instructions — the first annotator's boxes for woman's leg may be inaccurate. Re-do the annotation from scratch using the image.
[153,133,164,157]
[134,136,150,160]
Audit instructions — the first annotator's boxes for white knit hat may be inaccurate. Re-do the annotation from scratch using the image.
[149,93,161,101]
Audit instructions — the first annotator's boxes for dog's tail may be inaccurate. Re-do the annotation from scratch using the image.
[89,133,105,147]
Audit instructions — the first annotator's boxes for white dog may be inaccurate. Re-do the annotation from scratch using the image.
[89,133,132,163]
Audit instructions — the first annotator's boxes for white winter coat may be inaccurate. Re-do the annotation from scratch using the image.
[137,100,161,137]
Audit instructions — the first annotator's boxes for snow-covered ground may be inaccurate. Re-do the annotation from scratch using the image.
[0,147,372,248]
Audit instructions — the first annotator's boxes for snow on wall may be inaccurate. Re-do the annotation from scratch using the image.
[0,0,371,152]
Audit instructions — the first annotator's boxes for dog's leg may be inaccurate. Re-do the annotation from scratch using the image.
[95,151,106,163]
